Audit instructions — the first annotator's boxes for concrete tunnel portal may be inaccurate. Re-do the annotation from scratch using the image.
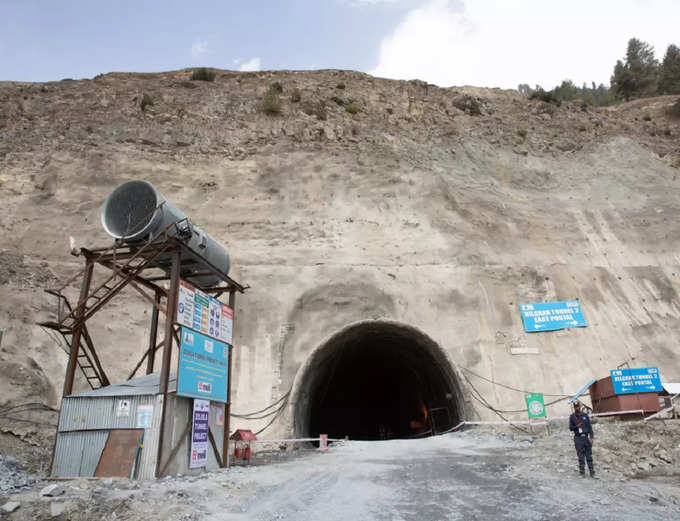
[292,322,465,440]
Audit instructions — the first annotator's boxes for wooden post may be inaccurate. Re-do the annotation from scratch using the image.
[146,291,162,374]
[222,290,236,468]
[63,260,94,396]
[156,251,181,478]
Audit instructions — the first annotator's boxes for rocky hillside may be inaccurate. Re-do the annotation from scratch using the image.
[1,68,680,468]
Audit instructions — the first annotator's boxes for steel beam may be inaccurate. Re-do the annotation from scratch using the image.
[156,251,181,478]
[223,289,236,468]
[62,261,94,396]
[146,292,162,374]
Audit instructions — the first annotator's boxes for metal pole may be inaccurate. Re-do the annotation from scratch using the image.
[146,292,162,374]
[156,251,181,477]
[223,290,236,468]
[622,361,649,438]
[63,260,94,396]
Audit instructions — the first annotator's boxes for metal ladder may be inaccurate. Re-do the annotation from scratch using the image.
[39,290,110,390]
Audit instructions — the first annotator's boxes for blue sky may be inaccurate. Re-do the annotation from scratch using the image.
[2,1,679,89]
[0,0,407,81]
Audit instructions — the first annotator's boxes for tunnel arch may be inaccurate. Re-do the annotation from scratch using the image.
[290,321,466,440]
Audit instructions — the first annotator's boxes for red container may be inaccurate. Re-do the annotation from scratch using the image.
[589,376,659,415]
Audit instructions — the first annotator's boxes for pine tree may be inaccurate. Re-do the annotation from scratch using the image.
[611,38,659,101]
[658,44,680,95]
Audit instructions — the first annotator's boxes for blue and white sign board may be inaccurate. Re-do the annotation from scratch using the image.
[519,300,587,332]
[610,367,662,394]
[177,327,229,403]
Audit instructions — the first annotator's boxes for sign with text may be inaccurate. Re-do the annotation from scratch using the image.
[610,367,662,394]
[177,279,233,344]
[190,399,210,469]
[519,300,587,332]
[177,326,229,403]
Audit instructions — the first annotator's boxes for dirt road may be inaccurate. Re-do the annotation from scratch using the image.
[4,428,680,521]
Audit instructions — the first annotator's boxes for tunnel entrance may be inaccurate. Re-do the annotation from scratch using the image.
[292,322,464,440]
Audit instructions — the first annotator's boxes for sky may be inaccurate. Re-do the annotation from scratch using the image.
[1,0,679,90]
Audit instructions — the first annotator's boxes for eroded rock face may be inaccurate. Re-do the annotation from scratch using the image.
[1,69,680,455]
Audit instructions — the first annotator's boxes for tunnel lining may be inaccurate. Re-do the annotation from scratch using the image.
[290,321,465,439]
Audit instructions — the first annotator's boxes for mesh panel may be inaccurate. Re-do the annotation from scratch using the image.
[104,181,157,239]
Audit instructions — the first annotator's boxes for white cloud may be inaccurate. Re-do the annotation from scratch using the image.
[371,0,680,89]
[239,57,261,71]
[190,40,209,60]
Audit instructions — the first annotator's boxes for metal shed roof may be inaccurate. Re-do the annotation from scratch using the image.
[68,372,177,398]
[662,382,680,395]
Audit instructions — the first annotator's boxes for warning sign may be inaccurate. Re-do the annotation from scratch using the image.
[177,279,233,344]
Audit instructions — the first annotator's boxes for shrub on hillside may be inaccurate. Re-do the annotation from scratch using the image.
[529,88,561,106]
[190,68,216,81]
[262,86,281,115]
[301,100,327,120]
[452,94,482,115]
[140,93,153,112]
[345,103,359,114]
[291,88,301,103]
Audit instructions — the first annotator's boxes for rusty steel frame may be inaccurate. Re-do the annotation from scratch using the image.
[42,232,245,478]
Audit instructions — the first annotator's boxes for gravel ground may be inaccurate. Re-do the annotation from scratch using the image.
[0,454,37,494]
[2,423,680,521]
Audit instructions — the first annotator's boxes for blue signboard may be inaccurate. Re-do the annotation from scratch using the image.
[177,327,229,403]
[519,300,587,332]
[610,367,662,394]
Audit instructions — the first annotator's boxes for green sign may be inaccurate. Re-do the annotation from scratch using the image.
[525,393,546,418]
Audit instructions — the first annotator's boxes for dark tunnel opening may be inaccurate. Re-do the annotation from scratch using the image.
[295,322,463,441]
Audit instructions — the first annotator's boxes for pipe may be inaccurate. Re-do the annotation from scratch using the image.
[101,180,230,286]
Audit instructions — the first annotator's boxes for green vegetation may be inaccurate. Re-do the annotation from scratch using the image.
[262,85,281,115]
[528,87,561,106]
[517,129,528,139]
[611,38,658,100]
[336,82,346,90]
[190,68,216,82]
[520,37,680,105]
[331,96,345,106]
[345,103,359,114]
[659,45,680,95]
[521,81,612,107]
[291,87,301,103]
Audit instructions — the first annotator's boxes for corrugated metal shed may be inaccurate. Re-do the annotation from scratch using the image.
[53,430,108,477]
[53,372,224,479]
[68,372,176,398]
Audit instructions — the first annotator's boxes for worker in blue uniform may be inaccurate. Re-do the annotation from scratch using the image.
[569,400,596,478]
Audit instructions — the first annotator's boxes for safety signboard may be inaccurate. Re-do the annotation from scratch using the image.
[190,399,210,469]
[610,367,662,394]
[177,327,229,403]
[525,393,546,418]
[177,279,233,344]
[519,300,587,332]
